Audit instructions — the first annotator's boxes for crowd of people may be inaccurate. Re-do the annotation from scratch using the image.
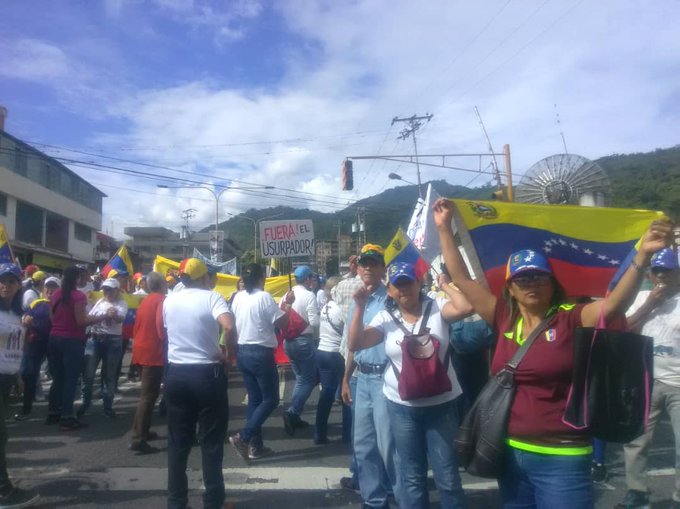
[0,199,677,509]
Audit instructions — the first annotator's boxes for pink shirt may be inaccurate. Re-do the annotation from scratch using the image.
[50,289,88,339]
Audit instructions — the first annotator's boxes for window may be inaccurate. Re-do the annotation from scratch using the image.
[0,193,6,216]
[13,148,27,176]
[45,212,68,252]
[74,222,91,242]
[15,201,43,245]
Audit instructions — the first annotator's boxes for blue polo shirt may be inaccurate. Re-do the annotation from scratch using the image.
[347,284,388,366]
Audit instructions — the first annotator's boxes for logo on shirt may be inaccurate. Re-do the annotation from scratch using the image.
[545,328,557,343]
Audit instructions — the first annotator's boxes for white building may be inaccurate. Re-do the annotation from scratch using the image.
[0,108,105,271]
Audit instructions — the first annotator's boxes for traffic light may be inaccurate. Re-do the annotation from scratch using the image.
[342,159,354,191]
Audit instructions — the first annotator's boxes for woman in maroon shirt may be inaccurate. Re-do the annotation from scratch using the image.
[434,198,671,509]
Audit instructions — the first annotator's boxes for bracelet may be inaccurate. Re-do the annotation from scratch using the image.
[630,259,648,274]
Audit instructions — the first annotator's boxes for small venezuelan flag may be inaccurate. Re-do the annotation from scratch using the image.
[101,245,134,278]
[384,228,430,279]
[0,224,15,264]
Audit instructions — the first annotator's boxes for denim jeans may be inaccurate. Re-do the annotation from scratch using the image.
[236,344,280,448]
[82,335,123,412]
[284,336,317,417]
[315,350,345,441]
[20,339,48,414]
[354,372,401,508]
[166,363,228,509]
[387,398,466,509]
[47,336,85,419]
[624,380,680,502]
[497,446,593,509]
[348,376,359,484]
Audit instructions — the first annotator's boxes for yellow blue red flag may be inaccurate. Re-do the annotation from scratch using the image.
[0,224,14,264]
[384,228,430,279]
[451,199,663,297]
[102,245,134,278]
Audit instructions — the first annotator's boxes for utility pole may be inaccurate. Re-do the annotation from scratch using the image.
[391,113,433,199]
[181,208,196,258]
[474,106,504,196]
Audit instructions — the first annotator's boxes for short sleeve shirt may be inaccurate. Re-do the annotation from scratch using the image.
[50,289,88,339]
[231,289,284,348]
[491,299,586,439]
[88,297,128,336]
[369,297,462,407]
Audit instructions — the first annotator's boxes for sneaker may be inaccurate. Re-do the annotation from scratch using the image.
[13,412,30,422]
[248,445,273,460]
[128,442,160,455]
[295,418,310,429]
[103,408,117,419]
[283,412,296,437]
[591,461,607,483]
[0,487,40,508]
[59,417,87,431]
[145,430,160,441]
[229,434,251,463]
[44,414,60,425]
[339,476,359,493]
[615,490,650,509]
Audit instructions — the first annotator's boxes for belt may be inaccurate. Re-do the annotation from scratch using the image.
[91,333,120,340]
[357,363,386,375]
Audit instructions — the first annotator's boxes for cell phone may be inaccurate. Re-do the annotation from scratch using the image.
[439,262,450,278]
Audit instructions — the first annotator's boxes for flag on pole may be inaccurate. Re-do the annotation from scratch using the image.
[450,199,663,297]
[406,183,441,264]
[384,228,430,279]
[101,245,134,278]
[0,224,15,264]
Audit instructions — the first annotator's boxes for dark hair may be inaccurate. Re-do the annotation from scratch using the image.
[58,266,80,304]
[0,277,23,316]
[243,264,264,294]
[502,275,567,321]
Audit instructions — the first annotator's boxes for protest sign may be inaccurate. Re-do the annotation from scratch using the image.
[260,220,315,259]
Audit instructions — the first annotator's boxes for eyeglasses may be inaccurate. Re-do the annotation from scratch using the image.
[511,273,551,287]
[650,267,673,276]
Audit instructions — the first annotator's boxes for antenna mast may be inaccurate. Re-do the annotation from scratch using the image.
[474,106,502,190]
[554,103,569,154]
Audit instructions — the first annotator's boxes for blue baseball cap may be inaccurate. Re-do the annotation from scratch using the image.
[0,263,22,282]
[388,262,418,285]
[505,249,553,281]
[651,248,679,270]
[294,265,313,281]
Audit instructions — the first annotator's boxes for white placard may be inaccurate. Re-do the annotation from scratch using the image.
[260,220,315,259]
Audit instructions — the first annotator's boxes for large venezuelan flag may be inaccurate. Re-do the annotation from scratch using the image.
[451,199,663,298]
[0,224,15,264]
[101,245,134,278]
[384,228,430,279]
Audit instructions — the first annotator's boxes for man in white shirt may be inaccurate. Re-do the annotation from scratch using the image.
[162,258,235,509]
[21,270,46,311]
[282,265,320,435]
[620,248,680,509]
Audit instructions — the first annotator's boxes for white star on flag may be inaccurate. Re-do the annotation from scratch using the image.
[570,242,579,250]
[597,254,608,261]
[583,249,594,255]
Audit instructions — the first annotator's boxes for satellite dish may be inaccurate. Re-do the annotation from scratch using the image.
[514,154,611,206]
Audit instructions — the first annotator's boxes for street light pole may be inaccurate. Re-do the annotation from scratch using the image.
[227,212,283,263]
[157,183,273,262]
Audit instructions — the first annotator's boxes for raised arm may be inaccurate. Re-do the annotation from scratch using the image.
[347,286,384,352]
[433,198,497,324]
[581,219,673,327]
[438,275,474,322]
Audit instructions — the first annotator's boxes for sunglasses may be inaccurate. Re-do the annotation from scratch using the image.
[650,267,672,276]
[511,273,551,286]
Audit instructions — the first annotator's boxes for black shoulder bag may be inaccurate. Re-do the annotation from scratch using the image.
[454,316,551,478]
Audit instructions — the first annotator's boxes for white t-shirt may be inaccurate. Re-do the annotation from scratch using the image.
[292,284,320,336]
[231,289,284,349]
[317,289,328,309]
[22,288,40,311]
[369,297,462,407]
[318,300,345,353]
[628,290,680,387]
[88,297,128,336]
[163,287,230,364]
[0,309,23,374]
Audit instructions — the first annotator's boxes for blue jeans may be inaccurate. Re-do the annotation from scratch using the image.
[20,339,48,414]
[497,446,593,509]
[47,336,85,419]
[82,335,123,412]
[354,372,401,508]
[165,363,228,509]
[387,399,466,509]
[284,336,317,417]
[315,350,345,441]
[236,344,280,447]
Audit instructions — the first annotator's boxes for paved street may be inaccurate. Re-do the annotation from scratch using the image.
[6,356,680,508]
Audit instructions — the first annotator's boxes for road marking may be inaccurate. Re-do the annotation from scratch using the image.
[10,467,501,492]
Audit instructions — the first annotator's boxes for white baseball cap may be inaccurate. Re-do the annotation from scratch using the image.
[101,278,120,290]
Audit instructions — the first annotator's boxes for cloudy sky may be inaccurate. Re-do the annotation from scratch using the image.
[2,0,678,238]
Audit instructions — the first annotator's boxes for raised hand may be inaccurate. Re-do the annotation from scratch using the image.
[639,220,672,257]
[433,198,455,230]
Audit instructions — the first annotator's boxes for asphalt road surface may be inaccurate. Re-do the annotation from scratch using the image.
[6,355,679,508]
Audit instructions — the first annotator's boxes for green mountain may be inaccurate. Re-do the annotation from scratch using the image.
[220,145,680,253]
